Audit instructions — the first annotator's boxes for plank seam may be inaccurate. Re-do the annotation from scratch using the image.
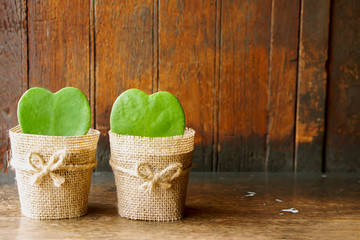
[215,0,222,172]
[152,0,155,93]
[212,0,219,172]
[322,0,333,173]
[25,0,29,90]
[156,0,159,92]
[294,0,304,173]
[89,0,96,129]
[265,0,275,172]
[92,0,96,129]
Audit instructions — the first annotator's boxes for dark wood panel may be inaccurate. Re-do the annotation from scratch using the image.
[267,0,300,171]
[218,0,272,171]
[158,0,216,171]
[326,0,360,172]
[0,0,27,171]
[27,0,90,96]
[95,0,154,170]
[295,0,331,172]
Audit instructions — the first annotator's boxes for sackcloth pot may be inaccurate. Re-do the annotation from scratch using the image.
[109,128,195,221]
[9,125,100,220]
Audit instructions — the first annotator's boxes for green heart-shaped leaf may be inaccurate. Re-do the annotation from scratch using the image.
[110,89,185,137]
[18,87,91,136]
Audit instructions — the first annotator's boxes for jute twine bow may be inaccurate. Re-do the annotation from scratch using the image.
[110,161,192,193]
[10,149,97,188]
[28,150,67,187]
[137,162,183,193]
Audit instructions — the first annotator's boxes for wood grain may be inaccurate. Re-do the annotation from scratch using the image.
[267,0,300,171]
[218,0,272,171]
[27,0,90,95]
[1,172,360,239]
[158,0,216,171]
[0,0,27,171]
[295,0,331,172]
[1,0,360,172]
[95,0,154,170]
[89,0,95,128]
[326,0,360,172]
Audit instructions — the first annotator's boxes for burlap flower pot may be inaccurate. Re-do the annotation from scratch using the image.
[9,125,100,220]
[109,128,195,221]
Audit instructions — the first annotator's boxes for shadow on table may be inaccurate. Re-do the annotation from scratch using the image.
[184,205,227,219]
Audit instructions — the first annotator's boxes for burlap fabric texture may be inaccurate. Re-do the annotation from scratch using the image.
[109,128,195,221]
[9,125,100,220]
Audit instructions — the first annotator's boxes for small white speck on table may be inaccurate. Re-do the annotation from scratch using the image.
[243,191,256,197]
[281,208,299,214]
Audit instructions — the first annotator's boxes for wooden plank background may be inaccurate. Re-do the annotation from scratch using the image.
[326,0,360,172]
[1,0,359,172]
[295,0,330,172]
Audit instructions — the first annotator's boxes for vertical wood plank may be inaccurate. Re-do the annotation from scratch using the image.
[95,0,154,170]
[0,0,27,171]
[213,0,221,171]
[158,0,216,171]
[27,0,90,96]
[267,0,300,171]
[295,0,331,172]
[326,0,360,172]
[218,0,272,171]
[89,0,95,129]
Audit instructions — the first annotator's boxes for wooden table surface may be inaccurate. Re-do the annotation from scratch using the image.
[1,172,359,239]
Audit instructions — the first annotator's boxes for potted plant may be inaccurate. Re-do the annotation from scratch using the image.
[109,89,195,221]
[9,87,100,219]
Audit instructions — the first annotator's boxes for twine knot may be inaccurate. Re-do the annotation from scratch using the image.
[28,150,67,187]
[136,162,183,193]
